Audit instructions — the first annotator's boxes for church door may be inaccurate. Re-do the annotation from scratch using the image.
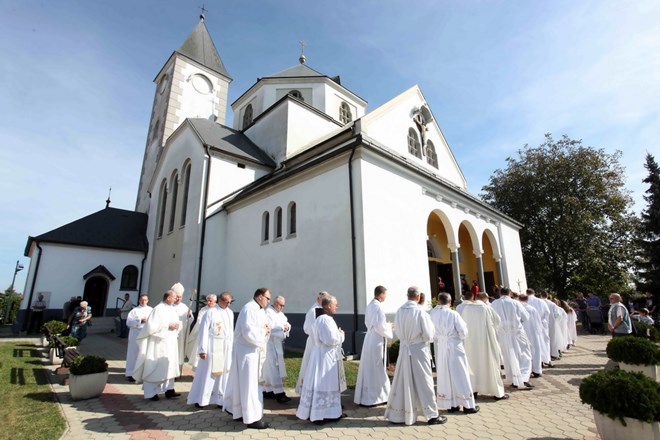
[83,277,108,317]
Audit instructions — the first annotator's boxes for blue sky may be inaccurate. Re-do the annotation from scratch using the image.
[1,0,658,291]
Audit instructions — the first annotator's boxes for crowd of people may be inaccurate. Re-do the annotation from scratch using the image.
[117,281,652,430]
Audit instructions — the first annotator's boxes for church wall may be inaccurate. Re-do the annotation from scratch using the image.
[19,243,144,313]
[323,84,366,122]
[207,156,264,208]
[175,59,229,125]
[244,103,288,163]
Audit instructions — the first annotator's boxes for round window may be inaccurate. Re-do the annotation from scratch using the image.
[191,74,212,94]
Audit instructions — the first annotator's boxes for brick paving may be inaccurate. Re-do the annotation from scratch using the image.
[33,331,608,439]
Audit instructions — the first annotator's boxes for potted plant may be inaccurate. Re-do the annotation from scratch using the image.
[606,336,660,381]
[41,320,67,347]
[580,368,660,440]
[68,355,108,401]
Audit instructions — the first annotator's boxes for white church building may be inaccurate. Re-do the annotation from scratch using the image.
[19,16,527,352]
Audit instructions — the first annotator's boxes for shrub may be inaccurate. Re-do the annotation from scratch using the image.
[606,336,660,365]
[42,320,67,336]
[69,355,108,375]
[634,320,659,342]
[60,336,79,347]
[579,368,660,425]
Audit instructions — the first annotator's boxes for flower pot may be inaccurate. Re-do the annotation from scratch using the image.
[48,348,58,365]
[620,362,660,382]
[593,409,660,440]
[69,371,108,401]
[41,336,48,347]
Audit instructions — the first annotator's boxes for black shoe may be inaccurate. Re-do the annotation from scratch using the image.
[313,420,326,426]
[531,372,541,378]
[494,394,509,401]
[511,384,518,389]
[463,406,480,414]
[551,356,560,361]
[194,403,205,409]
[523,382,534,388]
[165,390,181,398]
[150,395,159,401]
[127,376,136,382]
[473,392,478,399]
[447,406,460,413]
[275,393,291,403]
[247,420,269,429]
[224,409,233,416]
[263,391,276,400]
[427,416,448,425]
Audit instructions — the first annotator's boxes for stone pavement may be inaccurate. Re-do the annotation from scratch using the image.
[40,332,607,439]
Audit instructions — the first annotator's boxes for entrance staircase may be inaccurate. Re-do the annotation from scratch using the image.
[87,316,119,334]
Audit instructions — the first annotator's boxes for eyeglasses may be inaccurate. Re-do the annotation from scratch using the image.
[263,296,271,301]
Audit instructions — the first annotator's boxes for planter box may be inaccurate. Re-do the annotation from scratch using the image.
[593,410,660,440]
[620,362,660,382]
[69,371,108,401]
[48,348,58,365]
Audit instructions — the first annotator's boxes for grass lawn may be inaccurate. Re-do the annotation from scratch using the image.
[0,343,66,440]
[282,350,360,389]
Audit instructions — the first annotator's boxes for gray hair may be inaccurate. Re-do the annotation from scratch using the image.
[274,295,285,303]
[321,295,336,308]
[407,286,420,300]
[206,294,217,302]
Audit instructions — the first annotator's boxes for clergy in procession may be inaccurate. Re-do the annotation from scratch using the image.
[125,294,152,382]
[430,292,479,414]
[223,288,271,430]
[490,288,533,389]
[541,291,563,361]
[354,285,393,407]
[458,293,509,401]
[187,293,233,408]
[296,295,347,425]
[171,282,193,374]
[133,290,182,400]
[296,291,329,394]
[384,287,446,426]
[519,294,544,377]
[263,295,292,403]
[216,291,235,402]
[185,294,219,371]
[525,289,552,368]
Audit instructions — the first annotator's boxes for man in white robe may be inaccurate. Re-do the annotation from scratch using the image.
[125,294,152,382]
[296,291,328,394]
[133,290,182,400]
[354,285,393,407]
[490,288,533,389]
[541,291,563,360]
[223,288,271,430]
[187,294,232,408]
[263,295,291,403]
[430,292,479,414]
[216,292,235,403]
[519,294,543,377]
[296,295,347,425]
[458,293,509,400]
[185,294,218,371]
[526,289,552,368]
[384,287,446,426]
[171,283,193,375]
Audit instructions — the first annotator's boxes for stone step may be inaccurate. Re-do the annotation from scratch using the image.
[86,316,119,334]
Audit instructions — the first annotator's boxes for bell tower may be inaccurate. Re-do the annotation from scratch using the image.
[135,14,232,212]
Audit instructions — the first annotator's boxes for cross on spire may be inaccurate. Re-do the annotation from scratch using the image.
[199,4,207,21]
[299,40,306,64]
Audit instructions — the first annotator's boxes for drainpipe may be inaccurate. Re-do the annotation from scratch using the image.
[138,250,147,294]
[21,242,43,333]
[348,121,361,354]
[195,145,212,314]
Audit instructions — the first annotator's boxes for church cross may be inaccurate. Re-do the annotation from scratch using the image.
[199,4,207,20]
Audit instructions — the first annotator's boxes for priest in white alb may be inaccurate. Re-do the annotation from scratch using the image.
[125,294,152,382]
[519,294,544,377]
[171,283,193,375]
[132,290,182,400]
[185,294,218,371]
[430,292,479,414]
[354,285,393,407]
[296,291,328,394]
[263,295,292,403]
[526,289,552,368]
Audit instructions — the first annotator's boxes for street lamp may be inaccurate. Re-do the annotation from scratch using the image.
[4,260,24,323]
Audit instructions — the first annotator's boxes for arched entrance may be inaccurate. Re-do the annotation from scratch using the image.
[427,211,457,302]
[83,277,108,317]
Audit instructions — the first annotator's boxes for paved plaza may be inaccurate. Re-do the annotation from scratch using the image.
[29,331,607,439]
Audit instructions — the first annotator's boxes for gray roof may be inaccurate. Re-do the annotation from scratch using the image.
[187,119,276,166]
[25,207,148,255]
[266,63,327,79]
[176,20,231,80]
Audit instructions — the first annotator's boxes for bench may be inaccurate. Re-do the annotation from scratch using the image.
[52,334,81,368]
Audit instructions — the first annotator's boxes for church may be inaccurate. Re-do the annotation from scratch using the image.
[19,16,527,352]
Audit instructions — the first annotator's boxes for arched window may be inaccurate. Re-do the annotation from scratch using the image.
[242,104,253,129]
[339,102,352,124]
[289,90,304,101]
[262,211,270,242]
[168,172,178,232]
[120,265,139,290]
[157,180,168,238]
[180,162,191,227]
[288,202,297,235]
[426,140,438,169]
[408,128,421,159]
[274,207,283,239]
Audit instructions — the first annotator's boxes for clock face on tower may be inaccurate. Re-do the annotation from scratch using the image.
[191,73,212,94]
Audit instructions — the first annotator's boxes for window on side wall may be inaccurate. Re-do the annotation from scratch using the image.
[274,207,282,239]
[426,140,438,168]
[408,128,421,159]
[120,265,139,290]
[339,102,352,124]
[262,211,270,243]
[288,202,297,236]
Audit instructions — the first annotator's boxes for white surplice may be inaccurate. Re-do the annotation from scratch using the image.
[296,302,320,394]
[458,301,506,398]
[567,310,578,345]
[132,301,181,398]
[430,304,475,410]
[545,299,562,358]
[296,313,346,422]
[185,305,214,371]
[555,306,569,351]
[173,302,193,371]
[521,302,543,375]
[263,305,290,394]
[354,298,393,406]
[187,306,232,406]
[222,300,269,425]
[125,304,152,378]
[490,296,532,387]
[527,294,551,364]
[384,301,438,425]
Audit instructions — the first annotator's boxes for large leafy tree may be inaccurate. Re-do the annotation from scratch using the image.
[481,134,637,297]
[636,153,660,294]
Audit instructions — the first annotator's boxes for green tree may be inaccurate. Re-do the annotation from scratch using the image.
[481,134,637,297]
[636,153,660,294]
